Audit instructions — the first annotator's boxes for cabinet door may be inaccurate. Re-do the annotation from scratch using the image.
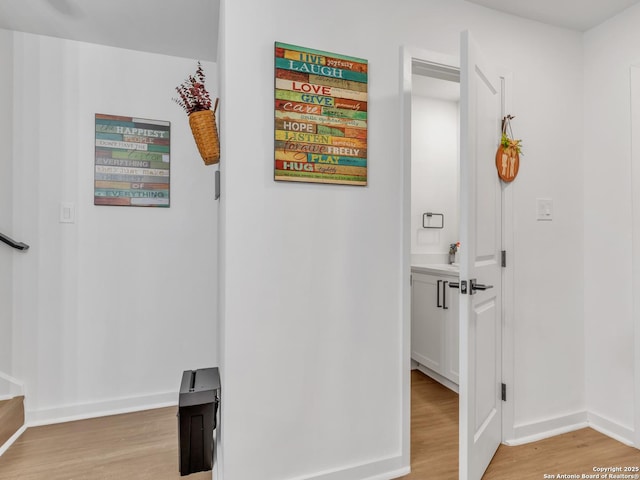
[444,283,460,384]
[411,273,445,375]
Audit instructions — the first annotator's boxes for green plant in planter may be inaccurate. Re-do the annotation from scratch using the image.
[501,132,523,155]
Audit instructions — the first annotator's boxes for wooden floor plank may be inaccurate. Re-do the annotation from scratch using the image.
[0,407,211,480]
[485,428,640,480]
[401,370,459,479]
[0,396,24,447]
[402,370,640,479]
[2,374,640,480]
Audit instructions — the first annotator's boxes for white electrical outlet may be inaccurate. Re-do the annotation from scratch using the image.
[536,198,553,221]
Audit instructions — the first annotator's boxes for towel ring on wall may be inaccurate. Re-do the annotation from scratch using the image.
[422,212,444,229]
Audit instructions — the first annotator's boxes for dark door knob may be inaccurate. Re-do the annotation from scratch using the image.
[470,278,493,294]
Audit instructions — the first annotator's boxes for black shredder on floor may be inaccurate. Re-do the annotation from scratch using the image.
[178,367,220,476]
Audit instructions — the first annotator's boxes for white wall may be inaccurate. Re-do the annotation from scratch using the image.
[583,3,640,444]
[0,28,14,395]
[220,0,584,478]
[490,20,586,443]
[411,94,459,261]
[10,32,218,423]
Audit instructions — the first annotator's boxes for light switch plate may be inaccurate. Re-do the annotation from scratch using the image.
[59,202,76,223]
[536,198,553,221]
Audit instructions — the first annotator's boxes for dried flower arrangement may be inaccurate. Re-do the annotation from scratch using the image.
[174,62,213,114]
[174,62,220,165]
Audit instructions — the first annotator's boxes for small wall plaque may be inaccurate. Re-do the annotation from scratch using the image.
[94,114,170,207]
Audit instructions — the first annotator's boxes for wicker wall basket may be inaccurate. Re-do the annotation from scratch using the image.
[188,99,220,165]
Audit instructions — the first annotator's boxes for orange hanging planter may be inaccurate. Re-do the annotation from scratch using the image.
[496,115,522,183]
[496,144,519,182]
[188,99,220,165]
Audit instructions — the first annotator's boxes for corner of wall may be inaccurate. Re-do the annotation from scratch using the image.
[0,27,15,386]
[505,411,588,446]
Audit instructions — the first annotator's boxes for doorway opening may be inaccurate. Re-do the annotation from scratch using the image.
[401,43,515,479]
[410,63,461,387]
[408,56,461,478]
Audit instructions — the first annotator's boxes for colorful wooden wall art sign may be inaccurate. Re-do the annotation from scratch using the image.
[94,114,171,207]
[274,42,368,186]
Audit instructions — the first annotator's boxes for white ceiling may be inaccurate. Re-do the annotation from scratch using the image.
[0,0,219,61]
[466,0,640,31]
[0,0,636,64]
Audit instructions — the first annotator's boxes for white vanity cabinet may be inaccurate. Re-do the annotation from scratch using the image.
[411,266,459,391]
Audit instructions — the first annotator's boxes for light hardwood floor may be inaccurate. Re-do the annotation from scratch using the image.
[403,369,640,479]
[0,396,24,447]
[1,373,640,479]
[0,407,210,480]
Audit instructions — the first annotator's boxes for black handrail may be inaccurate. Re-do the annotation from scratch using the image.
[0,232,29,251]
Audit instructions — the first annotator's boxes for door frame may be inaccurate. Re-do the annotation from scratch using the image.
[399,44,515,470]
[630,64,640,449]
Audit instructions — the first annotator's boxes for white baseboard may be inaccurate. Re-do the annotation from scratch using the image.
[0,424,27,457]
[504,411,588,446]
[415,364,459,394]
[588,411,635,447]
[504,410,637,448]
[26,391,178,427]
[285,455,409,480]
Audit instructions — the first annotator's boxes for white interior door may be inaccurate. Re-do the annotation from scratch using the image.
[458,30,503,480]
